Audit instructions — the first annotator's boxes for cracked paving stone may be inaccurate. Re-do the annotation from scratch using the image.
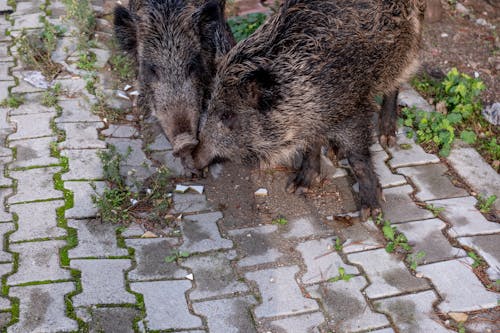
[193,296,257,333]
[372,150,406,188]
[396,219,466,264]
[179,212,233,253]
[458,234,500,280]
[339,220,385,253]
[381,185,434,223]
[281,215,332,239]
[397,164,468,201]
[61,149,104,180]
[76,307,139,333]
[265,312,325,333]
[55,99,101,123]
[348,249,429,299]
[10,137,59,168]
[307,276,389,332]
[426,196,500,237]
[297,238,358,284]
[8,282,78,333]
[8,240,70,285]
[131,280,202,330]
[245,266,319,318]
[68,219,128,258]
[101,125,138,138]
[125,238,187,281]
[71,259,135,306]
[9,200,66,242]
[387,132,440,168]
[58,122,106,150]
[374,290,453,333]
[173,193,211,213]
[183,251,248,300]
[0,188,13,221]
[65,181,106,219]
[228,225,285,267]
[8,167,62,204]
[8,112,56,141]
[0,223,13,261]
[418,258,498,312]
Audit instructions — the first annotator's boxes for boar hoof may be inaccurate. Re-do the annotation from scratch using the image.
[379,135,397,149]
[360,206,382,222]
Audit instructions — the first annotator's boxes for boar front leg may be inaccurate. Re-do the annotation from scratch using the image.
[286,144,322,195]
[379,89,399,148]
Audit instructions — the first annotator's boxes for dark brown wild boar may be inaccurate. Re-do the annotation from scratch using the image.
[193,0,425,220]
[114,0,235,173]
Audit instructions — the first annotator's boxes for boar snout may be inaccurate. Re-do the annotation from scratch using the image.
[192,140,216,171]
[172,133,200,175]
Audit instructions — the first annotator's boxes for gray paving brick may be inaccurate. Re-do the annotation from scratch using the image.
[387,131,440,168]
[77,307,139,333]
[11,13,44,30]
[148,132,172,151]
[281,215,332,239]
[9,103,55,116]
[297,238,358,284]
[398,164,468,201]
[457,234,500,280]
[120,223,145,238]
[193,296,257,333]
[307,276,389,332]
[369,329,395,333]
[8,283,78,333]
[372,150,406,188]
[68,219,128,258]
[61,149,105,180]
[427,196,500,237]
[58,122,106,150]
[8,167,62,204]
[55,99,101,123]
[71,259,135,306]
[10,137,59,168]
[125,238,187,281]
[374,290,452,333]
[8,240,70,285]
[245,266,319,318]
[0,62,12,80]
[0,188,13,221]
[348,249,429,299]
[398,83,434,112]
[381,185,435,223]
[0,157,12,187]
[418,258,498,312]
[266,312,325,333]
[0,81,12,101]
[183,251,248,300]
[10,77,45,94]
[179,212,232,253]
[396,219,466,264]
[131,280,202,330]
[0,223,14,262]
[228,225,285,267]
[340,220,386,253]
[9,112,56,141]
[102,125,138,138]
[105,138,148,167]
[151,150,188,177]
[9,200,66,242]
[64,181,105,219]
[173,193,211,213]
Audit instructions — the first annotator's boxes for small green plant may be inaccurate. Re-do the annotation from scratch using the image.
[109,53,135,81]
[228,13,268,41]
[272,216,288,225]
[467,251,483,268]
[407,251,426,271]
[62,0,96,49]
[327,267,354,283]
[334,238,343,251]
[91,185,133,224]
[76,51,97,71]
[85,74,97,95]
[165,251,190,263]
[476,194,497,213]
[381,219,412,253]
[91,90,126,122]
[42,83,62,107]
[425,204,445,217]
[0,94,24,108]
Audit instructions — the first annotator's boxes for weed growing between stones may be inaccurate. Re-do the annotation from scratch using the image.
[376,216,412,254]
[109,53,135,83]
[75,51,97,71]
[0,93,24,108]
[41,82,62,107]
[476,194,497,214]
[271,216,288,226]
[61,0,96,50]
[424,203,445,217]
[165,251,190,264]
[327,267,354,283]
[407,250,426,271]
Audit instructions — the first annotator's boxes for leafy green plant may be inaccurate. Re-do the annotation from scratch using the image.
[272,216,288,225]
[327,267,354,283]
[76,51,97,71]
[91,185,133,224]
[42,82,62,107]
[380,219,412,253]
[109,53,135,81]
[467,251,483,268]
[165,251,190,263]
[62,0,96,49]
[407,251,426,271]
[334,238,343,251]
[477,194,497,213]
[425,204,445,217]
[228,13,268,41]
[0,94,24,108]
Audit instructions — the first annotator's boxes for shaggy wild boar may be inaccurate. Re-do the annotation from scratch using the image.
[193,0,425,220]
[114,0,235,172]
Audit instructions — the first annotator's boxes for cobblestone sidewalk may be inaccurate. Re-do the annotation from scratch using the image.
[0,1,498,332]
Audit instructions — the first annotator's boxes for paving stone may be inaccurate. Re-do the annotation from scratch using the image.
[381,185,434,223]
[11,13,44,30]
[64,181,105,219]
[54,78,92,98]
[9,112,55,141]
[151,150,188,177]
[398,83,435,112]
[105,138,148,166]
[426,196,500,237]
[0,44,11,62]
[281,215,332,239]
[10,136,60,169]
[365,328,395,333]
[89,48,111,69]
[52,36,78,63]
[396,219,466,264]
[8,283,78,333]
[0,188,13,221]
[148,132,172,151]
[131,280,202,330]
[9,103,55,116]
[179,212,233,253]
[348,249,429,299]
[183,251,248,300]
[297,238,358,284]
[55,99,101,123]
[8,240,70,285]
[307,276,389,332]
[0,0,12,13]
[101,124,138,138]
[125,238,187,281]
[58,122,106,149]
[388,132,440,168]
[0,223,13,262]
[61,149,104,180]
[193,296,257,333]
[10,77,45,94]
[398,164,468,201]
[120,223,145,238]
[374,290,452,333]
[245,266,319,318]
[419,258,499,312]
[0,81,12,101]
[372,150,406,188]
[0,62,12,80]
[76,307,139,333]
[173,193,211,213]
[448,146,500,211]
[458,234,500,280]
[68,219,128,258]
[9,201,66,242]
[72,259,135,306]
[8,167,62,203]
[0,157,11,187]
[339,219,386,253]
[266,312,325,333]
[228,225,285,267]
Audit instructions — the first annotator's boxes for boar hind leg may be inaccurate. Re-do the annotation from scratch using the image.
[379,89,399,148]
[286,144,321,195]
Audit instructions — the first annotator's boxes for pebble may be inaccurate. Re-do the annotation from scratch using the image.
[255,188,269,196]
[185,273,194,281]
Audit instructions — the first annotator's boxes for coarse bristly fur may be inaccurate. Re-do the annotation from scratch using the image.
[193,0,426,220]
[114,0,235,173]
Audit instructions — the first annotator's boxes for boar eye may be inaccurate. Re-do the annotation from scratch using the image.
[145,63,159,79]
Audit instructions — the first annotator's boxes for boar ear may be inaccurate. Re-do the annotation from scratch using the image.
[243,67,279,114]
[114,5,137,55]
[195,0,224,42]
